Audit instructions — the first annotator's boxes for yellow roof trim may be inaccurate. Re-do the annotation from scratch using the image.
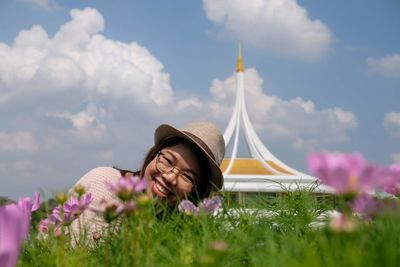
[220,158,293,175]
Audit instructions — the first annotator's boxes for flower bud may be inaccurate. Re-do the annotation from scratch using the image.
[137,194,151,207]
[55,192,68,205]
[74,184,86,197]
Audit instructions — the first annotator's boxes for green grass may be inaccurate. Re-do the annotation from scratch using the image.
[19,190,400,267]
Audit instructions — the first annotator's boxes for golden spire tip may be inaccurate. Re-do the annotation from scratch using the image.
[236,42,244,72]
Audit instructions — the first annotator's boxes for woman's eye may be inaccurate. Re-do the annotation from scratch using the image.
[182,174,194,184]
[161,155,173,166]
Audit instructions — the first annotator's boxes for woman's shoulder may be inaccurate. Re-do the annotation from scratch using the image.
[112,166,140,177]
[74,167,121,189]
[84,166,122,178]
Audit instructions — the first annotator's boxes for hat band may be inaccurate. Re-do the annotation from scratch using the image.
[182,131,216,161]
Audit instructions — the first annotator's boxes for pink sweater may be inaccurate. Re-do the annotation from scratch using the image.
[69,167,122,244]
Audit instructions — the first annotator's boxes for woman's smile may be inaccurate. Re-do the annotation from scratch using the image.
[152,177,173,197]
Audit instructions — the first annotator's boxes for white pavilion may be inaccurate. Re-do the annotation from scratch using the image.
[221,45,331,203]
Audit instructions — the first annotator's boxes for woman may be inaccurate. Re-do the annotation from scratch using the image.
[70,121,225,240]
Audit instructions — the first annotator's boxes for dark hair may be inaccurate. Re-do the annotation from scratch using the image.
[139,137,212,203]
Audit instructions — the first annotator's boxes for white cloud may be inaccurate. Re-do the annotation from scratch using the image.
[391,153,400,163]
[177,97,204,110]
[368,53,400,78]
[22,0,55,10]
[208,68,357,151]
[384,112,400,137]
[0,131,39,153]
[0,8,173,105]
[46,103,107,141]
[98,150,114,162]
[203,0,333,60]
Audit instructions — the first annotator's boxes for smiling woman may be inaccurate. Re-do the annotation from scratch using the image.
[69,121,225,240]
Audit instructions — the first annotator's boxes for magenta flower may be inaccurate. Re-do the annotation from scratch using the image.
[351,193,400,218]
[106,176,147,201]
[0,192,40,267]
[51,207,76,226]
[39,219,49,233]
[116,200,137,215]
[200,196,222,215]
[0,205,30,267]
[17,192,41,213]
[382,164,400,196]
[63,193,93,216]
[178,196,223,216]
[308,152,383,195]
[178,200,199,215]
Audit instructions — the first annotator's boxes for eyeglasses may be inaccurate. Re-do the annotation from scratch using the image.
[156,151,197,187]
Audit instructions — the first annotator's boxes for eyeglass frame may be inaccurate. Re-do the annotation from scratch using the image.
[155,151,198,187]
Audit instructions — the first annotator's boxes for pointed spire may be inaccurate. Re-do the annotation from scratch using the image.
[236,42,245,72]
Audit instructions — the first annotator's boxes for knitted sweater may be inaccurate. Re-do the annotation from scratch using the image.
[69,167,122,244]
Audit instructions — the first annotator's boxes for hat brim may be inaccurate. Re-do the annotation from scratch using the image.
[154,124,223,190]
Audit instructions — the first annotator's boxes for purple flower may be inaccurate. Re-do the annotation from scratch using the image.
[106,176,147,201]
[308,152,383,195]
[178,196,223,216]
[0,192,40,267]
[116,200,137,215]
[200,196,222,215]
[0,204,30,267]
[382,164,400,196]
[38,216,62,236]
[178,200,199,215]
[38,219,49,233]
[351,194,376,217]
[351,193,400,218]
[52,205,79,226]
[63,193,93,216]
[17,192,41,213]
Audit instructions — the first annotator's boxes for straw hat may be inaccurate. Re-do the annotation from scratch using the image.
[154,122,225,190]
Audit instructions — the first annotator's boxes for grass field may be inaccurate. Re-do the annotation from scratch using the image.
[19,188,400,267]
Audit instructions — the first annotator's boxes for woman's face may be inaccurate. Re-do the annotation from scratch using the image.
[144,143,201,205]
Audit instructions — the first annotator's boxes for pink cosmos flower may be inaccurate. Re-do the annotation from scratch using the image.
[178,200,199,215]
[39,218,49,233]
[17,192,41,213]
[51,207,76,226]
[0,192,40,267]
[200,196,222,215]
[178,196,222,216]
[106,176,147,201]
[308,152,383,195]
[351,193,400,218]
[382,164,400,196]
[39,192,93,234]
[116,200,137,215]
[63,193,93,216]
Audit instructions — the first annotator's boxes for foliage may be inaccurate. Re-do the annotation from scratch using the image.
[2,152,400,266]
[17,190,400,267]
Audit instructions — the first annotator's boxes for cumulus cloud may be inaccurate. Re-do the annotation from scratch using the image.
[203,0,333,59]
[208,68,357,151]
[367,53,400,78]
[384,112,400,137]
[0,7,173,105]
[391,153,400,163]
[0,7,353,199]
[46,103,107,141]
[0,131,39,153]
[22,0,55,10]
[176,97,204,111]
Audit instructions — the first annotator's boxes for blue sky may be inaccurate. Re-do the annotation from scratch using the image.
[0,0,399,200]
